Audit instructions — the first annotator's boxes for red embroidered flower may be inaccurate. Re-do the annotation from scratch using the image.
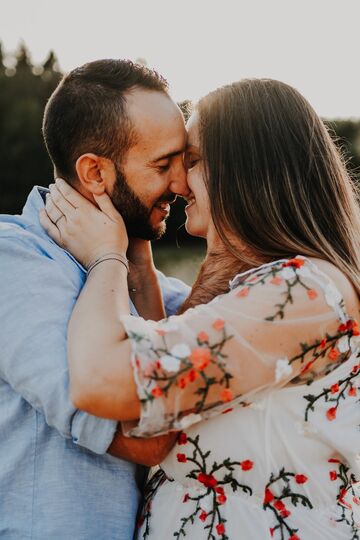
[330,383,340,394]
[326,407,337,421]
[183,493,189,503]
[216,488,227,505]
[270,528,275,538]
[289,535,300,540]
[151,386,163,398]
[283,258,305,268]
[352,364,360,375]
[270,276,283,286]
[328,458,341,463]
[281,509,291,518]
[177,377,187,389]
[348,386,357,397]
[236,286,250,298]
[197,472,218,488]
[328,348,340,361]
[295,474,308,484]
[264,488,275,504]
[187,369,198,382]
[198,331,209,342]
[320,338,327,348]
[274,500,286,512]
[178,432,188,445]
[338,319,360,335]
[220,388,234,402]
[307,289,318,300]
[213,319,225,331]
[240,460,254,471]
[329,470,338,481]
[301,359,315,373]
[199,510,207,522]
[190,347,211,371]
[339,488,352,509]
[177,453,187,463]
[216,522,225,535]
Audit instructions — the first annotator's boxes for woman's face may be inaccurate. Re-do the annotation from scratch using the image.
[184,112,212,238]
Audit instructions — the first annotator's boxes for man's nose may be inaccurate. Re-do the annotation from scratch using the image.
[169,159,191,197]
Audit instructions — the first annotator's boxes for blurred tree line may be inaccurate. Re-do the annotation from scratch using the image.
[1,43,360,244]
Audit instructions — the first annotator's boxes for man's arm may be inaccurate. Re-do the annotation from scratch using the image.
[108,429,178,466]
[0,236,116,454]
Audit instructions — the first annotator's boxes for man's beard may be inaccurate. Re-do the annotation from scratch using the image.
[110,164,171,240]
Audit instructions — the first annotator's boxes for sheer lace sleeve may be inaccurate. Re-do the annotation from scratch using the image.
[121,257,358,436]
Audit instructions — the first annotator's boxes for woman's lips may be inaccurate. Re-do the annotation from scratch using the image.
[185,198,196,211]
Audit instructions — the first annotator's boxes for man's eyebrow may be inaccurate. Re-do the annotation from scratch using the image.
[186,143,200,151]
[153,149,185,162]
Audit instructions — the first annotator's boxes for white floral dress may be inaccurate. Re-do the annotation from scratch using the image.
[120,257,360,540]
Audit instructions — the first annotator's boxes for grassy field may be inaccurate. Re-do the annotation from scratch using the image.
[153,243,206,285]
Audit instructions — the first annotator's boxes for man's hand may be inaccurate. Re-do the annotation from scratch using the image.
[108,428,178,467]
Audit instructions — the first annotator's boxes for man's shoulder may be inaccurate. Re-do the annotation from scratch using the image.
[0,221,53,258]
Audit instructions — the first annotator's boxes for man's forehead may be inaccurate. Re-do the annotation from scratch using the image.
[126,88,181,127]
[125,89,186,157]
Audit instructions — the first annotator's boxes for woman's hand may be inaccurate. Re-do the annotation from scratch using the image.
[39,178,128,268]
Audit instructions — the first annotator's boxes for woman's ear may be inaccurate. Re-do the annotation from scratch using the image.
[75,154,116,196]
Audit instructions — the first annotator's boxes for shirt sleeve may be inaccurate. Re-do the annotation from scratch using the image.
[121,257,353,437]
[156,270,191,316]
[0,235,117,455]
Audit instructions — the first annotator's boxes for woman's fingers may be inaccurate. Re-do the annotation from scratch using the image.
[55,177,93,210]
[93,192,123,222]
[49,183,77,217]
[39,208,62,244]
[45,193,66,225]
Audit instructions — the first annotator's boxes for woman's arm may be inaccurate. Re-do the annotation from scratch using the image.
[40,180,358,439]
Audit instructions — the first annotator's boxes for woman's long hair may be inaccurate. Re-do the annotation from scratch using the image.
[197,79,360,294]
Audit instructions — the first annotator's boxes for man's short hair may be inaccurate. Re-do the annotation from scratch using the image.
[42,59,168,182]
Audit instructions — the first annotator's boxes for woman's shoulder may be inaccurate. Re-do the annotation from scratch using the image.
[307,257,359,319]
[227,256,359,319]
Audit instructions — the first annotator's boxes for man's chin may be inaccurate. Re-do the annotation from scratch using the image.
[150,220,166,240]
[126,219,166,241]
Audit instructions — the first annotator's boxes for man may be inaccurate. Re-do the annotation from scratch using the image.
[0,59,190,539]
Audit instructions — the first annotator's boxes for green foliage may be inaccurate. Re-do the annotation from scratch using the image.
[0,42,61,213]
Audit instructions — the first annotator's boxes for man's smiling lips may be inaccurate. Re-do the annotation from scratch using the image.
[153,199,176,217]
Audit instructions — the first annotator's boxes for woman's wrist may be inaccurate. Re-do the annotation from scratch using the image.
[87,252,129,275]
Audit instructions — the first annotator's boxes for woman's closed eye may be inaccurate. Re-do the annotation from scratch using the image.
[185,153,201,170]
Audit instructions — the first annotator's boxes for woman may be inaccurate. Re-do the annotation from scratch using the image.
[41,79,360,539]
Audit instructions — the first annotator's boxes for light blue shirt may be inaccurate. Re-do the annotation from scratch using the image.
[0,186,190,539]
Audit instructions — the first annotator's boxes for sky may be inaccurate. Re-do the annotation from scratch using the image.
[1,0,360,118]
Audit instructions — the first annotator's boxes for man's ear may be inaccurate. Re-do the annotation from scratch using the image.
[75,154,116,196]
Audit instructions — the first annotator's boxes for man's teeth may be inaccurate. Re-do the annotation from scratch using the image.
[155,202,169,210]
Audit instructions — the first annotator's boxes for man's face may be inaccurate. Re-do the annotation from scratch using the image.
[110,89,188,240]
